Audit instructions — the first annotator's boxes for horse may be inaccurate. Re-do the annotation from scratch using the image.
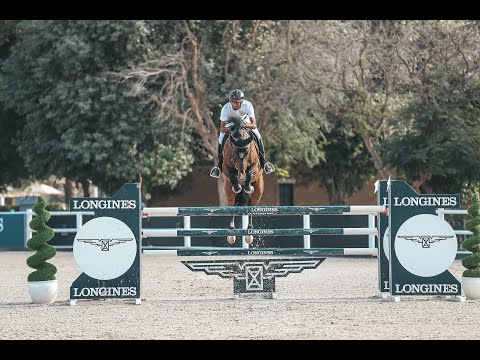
[222,116,264,246]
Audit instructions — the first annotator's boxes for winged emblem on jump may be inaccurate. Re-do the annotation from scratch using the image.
[182,258,325,279]
[398,235,454,248]
[76,238,134,251]
[206,208,221,214]
[307,207,326,213]
[202,230,218,235]
[201,251,220,256]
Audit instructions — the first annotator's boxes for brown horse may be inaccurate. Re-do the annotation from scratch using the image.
[222,116,264,245]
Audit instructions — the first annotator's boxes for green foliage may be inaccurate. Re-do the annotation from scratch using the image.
[275,168,290,178]
[462,193,480,277]
[0,20,28,191]
[295,119,375,204]
[267,110,326,169]
[26,196,57,282]
[0,109,28,191]
[382,77,480,195]
[3,20,480,205]
[0,20,193,196]
[381,21,480,195]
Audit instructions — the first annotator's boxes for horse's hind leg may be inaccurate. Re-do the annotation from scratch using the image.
[227,215,236,244]
[245,214,254,246]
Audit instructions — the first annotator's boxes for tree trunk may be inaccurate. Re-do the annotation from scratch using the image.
[217,176,227,206]
[411,171,432,194]
[81,179,92,197]
[361,132,391,180]
[325,182,348,205]
[64,178,79,205]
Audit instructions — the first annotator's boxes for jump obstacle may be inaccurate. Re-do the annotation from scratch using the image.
[68,179,465,304]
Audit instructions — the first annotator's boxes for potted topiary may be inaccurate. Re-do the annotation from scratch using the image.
[461,192,480,299]
[26,196,58,304]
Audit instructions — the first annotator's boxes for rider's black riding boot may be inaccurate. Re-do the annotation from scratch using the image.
[210,138,226,178]
[256,137,275,174]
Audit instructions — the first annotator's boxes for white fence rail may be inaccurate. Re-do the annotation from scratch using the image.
[436,208,472,256]
[25,210,94,249]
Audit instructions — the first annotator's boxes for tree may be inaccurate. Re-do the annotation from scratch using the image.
[116,20,325,204]
[0,20,28,191]
[0,20,194,201]
[296,106,375,204]
[291,20,410,182]
[383,21,480,195]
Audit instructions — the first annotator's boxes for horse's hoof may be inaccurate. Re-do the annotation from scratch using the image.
[232,185,242,194]
[245,235,254,245]
[227,236,236,244]
[244,185,254,194]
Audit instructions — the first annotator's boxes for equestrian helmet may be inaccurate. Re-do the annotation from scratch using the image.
[229,89,244,103]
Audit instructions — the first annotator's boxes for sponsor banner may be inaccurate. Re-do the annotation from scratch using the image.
[388,180,461,296]
[69,183,141,302]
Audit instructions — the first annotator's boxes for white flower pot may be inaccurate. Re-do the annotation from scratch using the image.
[28,280,58,304]
[462,277,480,300]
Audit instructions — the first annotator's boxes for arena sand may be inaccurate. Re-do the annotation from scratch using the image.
[0,251,478,340]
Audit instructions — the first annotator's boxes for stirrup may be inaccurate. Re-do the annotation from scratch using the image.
[210,166,221,178]
[263,162,275,174]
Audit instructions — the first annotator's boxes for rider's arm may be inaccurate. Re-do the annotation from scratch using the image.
[244,116,257,130]
[220,121,231,133]
[244,102,257,130]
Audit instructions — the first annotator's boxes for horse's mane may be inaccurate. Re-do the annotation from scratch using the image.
[227,116,253,147]
[226,116,244,129]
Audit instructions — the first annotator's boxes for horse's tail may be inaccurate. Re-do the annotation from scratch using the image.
[235,190,250,206]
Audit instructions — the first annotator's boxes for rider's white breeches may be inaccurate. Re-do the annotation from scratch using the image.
[219,129,261,144]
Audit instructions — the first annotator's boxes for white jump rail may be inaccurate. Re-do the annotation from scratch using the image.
[142,205,384,252]
[20,206,471,255]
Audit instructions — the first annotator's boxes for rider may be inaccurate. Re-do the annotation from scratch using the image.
[209,89,275,178]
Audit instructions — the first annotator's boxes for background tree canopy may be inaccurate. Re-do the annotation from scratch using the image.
[1,20,480,204]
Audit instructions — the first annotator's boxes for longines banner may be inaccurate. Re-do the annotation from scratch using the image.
[378,180,461,296]
[69,183,141,303]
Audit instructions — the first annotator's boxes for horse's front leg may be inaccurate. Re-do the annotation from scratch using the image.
[228,171,242,194]
[227,215,236,244]
[243,167,255,194]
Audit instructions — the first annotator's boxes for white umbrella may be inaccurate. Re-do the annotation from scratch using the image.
[23,182,64,196]
[0,185,29,197]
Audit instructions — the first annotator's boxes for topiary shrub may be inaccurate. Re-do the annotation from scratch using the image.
[26,196,57,282]
[461,192,480,277]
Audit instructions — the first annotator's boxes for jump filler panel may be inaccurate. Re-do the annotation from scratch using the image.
[182,257,325,299]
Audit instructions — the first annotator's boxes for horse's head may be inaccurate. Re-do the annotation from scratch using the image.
[226,116,255,181]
